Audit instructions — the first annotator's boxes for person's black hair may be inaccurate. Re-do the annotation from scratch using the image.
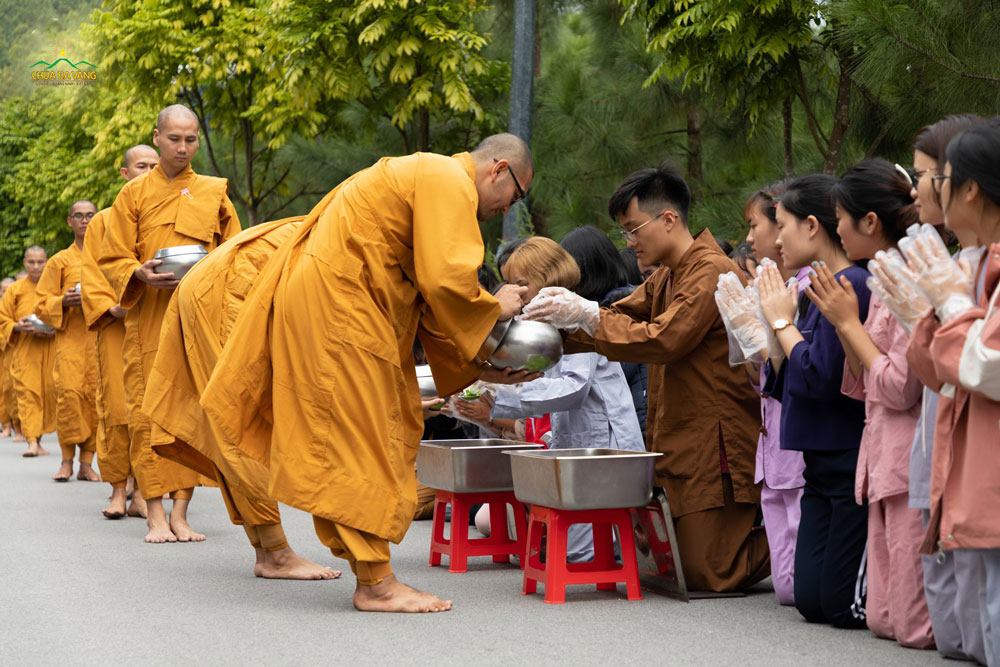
[831,158,919,243]
[608,160,691,224]
[779,173,841,246]
[744,179,790,225]
[559,225,630,301]
[618,247,643,285]
[729,242,756,277]
[478,263,499,293]
[716,238,734,256]
[946,117,1000,209]
[495,237,527,272]
[914,114,983,171]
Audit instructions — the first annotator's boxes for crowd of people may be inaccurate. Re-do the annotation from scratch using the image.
[0,102,998,663]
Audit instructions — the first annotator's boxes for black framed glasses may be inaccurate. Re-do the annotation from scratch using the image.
[494,158,526,206]
[931,174,950,194]
[70,211,96,221]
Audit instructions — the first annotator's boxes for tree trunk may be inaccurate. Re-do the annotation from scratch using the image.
[823,57,853,175]
[417,109,430,152]
[782,98,794,178]
[502,0,536,241]
[686,107,702,189]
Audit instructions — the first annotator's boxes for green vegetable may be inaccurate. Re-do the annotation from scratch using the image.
[523,355,551,372]
[460,388,482,400]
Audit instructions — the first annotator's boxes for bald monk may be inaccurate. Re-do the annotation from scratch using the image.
[3,272,28,442]
[0,276,15,437]
[82,145,159,519]
[35,201,101,482]
[202,133,536,612]
[99,105,240,543]
[145,217,337,579]
[0,248,58,456]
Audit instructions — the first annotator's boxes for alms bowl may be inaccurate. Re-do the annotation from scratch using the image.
[26,313,55,334]
[153,245,208,279]
[486,320,563,373]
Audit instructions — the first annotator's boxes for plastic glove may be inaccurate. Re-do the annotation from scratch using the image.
[867,250,932,332]
[898,224,975,323]
[522,287,601,336]
[715,272,767,364]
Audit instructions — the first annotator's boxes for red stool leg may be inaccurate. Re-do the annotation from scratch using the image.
[512,499,528,570]
[428,492,449,567]
[543,508,569,604]
[448,494,470,573]
[521,509,544,595]
[488,502,511,564]
[593,520,618,591]
[614,512,642,601]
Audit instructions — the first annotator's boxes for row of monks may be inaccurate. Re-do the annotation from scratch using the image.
[0,104,534,613]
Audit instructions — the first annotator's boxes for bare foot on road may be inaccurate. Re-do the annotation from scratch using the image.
[353,575,453,613]
[52,460,73,482]
[77,463,101,481]
[169,514,205,542]
[102,487,128,519]
[256,547,341,580]
[145,515,177,544]
[127,493,148,518]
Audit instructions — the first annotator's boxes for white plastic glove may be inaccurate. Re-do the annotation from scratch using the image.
[715,272,767,364]
[522,287,601,336]
[898,224,975,323]
[867,249,932,332]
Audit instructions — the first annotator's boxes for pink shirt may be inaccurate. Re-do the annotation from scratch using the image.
[842,295,923,504]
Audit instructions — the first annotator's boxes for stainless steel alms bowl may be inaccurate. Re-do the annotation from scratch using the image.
[153,245,208,279]
[474,318,511,366]
[26,314,54,333]
[486,319,563,373]
[415,365,438,398]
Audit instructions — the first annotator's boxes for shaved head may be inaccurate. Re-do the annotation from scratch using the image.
[69,200,96,216]
[15,270,26,280]
[0,277,13,290]
[471,133,534,176]
[156,104,199,132]
[123,144,157,169]
[24,245,46,259]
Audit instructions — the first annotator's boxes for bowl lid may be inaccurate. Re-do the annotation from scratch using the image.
[154,245,208,258]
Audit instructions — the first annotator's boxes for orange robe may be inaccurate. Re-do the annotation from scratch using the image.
[81,209,131,485]
[99,163,240,498]
[202,152,500,575]
[0,278,57,439]
[35,242,99,453]
[144,217,302,527]
[0,346,13,425]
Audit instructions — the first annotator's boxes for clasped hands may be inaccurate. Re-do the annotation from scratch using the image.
[720,259,793,363]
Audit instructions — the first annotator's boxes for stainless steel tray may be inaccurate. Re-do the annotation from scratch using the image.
[417,439,544,492]
[505,448,661,510]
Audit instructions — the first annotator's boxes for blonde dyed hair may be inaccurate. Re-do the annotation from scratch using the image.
[501,236,580,290]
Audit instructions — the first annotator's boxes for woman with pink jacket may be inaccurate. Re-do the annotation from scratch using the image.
[805,159,933,649]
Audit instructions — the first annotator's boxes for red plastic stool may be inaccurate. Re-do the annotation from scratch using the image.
[521,505,642,603]
[428,490,528,573]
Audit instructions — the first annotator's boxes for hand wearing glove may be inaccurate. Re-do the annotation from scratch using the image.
[898,224,975,323]
[521,286,601,336]
[867,249,932,332]
[715,272,768,363]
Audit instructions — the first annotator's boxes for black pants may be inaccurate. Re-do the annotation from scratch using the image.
[794,448,868,628]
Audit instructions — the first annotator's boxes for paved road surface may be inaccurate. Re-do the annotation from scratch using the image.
[0,433,947,666]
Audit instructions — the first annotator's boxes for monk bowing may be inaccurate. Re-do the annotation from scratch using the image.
[0,276,16,438]
[0,248,58,456]
[99,105,240,543]
[202,134,535,612]
[145,217,338,580]
[82,145,159,519]
[35,200,101,482]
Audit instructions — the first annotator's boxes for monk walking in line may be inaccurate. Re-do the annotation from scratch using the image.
[0,276,16,438]
[82,145,159,519]
[202,134,535,612]
[0,248,57,457]
[99,106,240,543]
[35,200,101,482]
[145,217,338,580]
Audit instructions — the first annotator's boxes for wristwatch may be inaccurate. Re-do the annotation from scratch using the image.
[772,318,791,332]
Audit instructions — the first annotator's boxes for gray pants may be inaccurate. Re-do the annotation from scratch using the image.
[979,550,1000,667]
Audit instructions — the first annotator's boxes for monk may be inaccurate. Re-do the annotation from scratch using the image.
[35,201,101,482]
[202,133,535,612]
[99,105,240,543]
[0,248,58,456]
[0,276,15,437]
[3,272,29,442]
[145,217,338,579]
[82,145,159,519]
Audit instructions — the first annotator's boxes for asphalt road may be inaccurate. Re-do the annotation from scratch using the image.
[0,431,948,666]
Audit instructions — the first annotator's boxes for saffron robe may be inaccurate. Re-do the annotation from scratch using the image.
[202,152,501,543]
[144,217,302,525]
[81,209,131,484]
[0,278,57,439]
[99,163,240,497]
[35,242,99,448]
[1,347,14,425]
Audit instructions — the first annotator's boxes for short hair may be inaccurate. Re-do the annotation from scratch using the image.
[123,144,157,168]
[778,174,841,245]
[608,161,691,224]
[559,225,631,301]
[471,133,534,175]
[831,158,919,243]
[729,242,757,278]
[500,237,580,291]
[156,104,199,132]
[478,264,499,294]
[69,199,96,216]
[947,117,1000,209]
[0,277,14,288]
[24,245,46,259]
[716,238,734,256]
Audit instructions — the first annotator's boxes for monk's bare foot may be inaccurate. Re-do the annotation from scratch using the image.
[77,463,101,482]
[102,487,128,519]
[52,460,73,482]
[257,547,341,580]
[144,519,177,543]
[36,444,50,455]
[169,514,205,542]
[23,440,42,457]
[253,547,265,577]
[353,575,453,613]
[127,493,148,518]
[12,431,25,442]
[0,426,9,437]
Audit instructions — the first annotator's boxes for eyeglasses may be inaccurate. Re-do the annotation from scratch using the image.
[494,158,526,207]
[70,211,96,221]
[619,211,666,242]
[931,174,950,194]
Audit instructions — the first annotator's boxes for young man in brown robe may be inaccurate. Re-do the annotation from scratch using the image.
[524,162,769,593]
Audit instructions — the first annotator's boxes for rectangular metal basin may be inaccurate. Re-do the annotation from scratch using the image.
[505,448,662,510]
[417,439,545,493]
